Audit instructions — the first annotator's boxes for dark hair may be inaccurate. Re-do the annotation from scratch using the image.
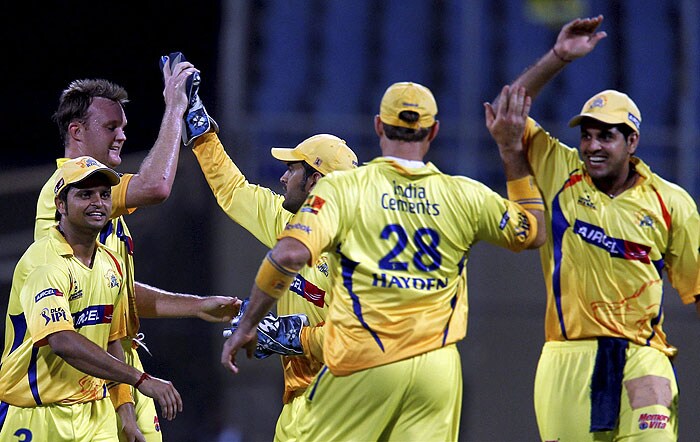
[615,123,635,140]
[383,110,431,142]
[300,161,322,179]
[54,185,72,221]
[52,79,129,146]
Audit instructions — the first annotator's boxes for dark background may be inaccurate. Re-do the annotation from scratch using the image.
[1,1,698,441]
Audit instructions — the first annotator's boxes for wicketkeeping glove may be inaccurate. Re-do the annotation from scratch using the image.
[159,51,218,146]
[223,298,309,359]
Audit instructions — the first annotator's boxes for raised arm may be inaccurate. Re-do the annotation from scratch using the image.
[493,15,607,109]
[485,85,546,248]
[123,57,196,207]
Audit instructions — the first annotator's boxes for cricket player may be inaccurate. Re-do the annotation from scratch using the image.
[487,15,700,441]
[34,56,238,441]
[222,81,546,440]
[0,157,182,442]
[193,130,357,440]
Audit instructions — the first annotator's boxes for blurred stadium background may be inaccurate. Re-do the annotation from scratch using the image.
[1,1,698,441]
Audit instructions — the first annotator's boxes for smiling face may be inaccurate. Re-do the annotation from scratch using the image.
[70,97,127,168]
[578,118,638,187]
[56,174,113,235]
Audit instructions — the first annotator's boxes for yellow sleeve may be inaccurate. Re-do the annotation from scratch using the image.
[110,174,136,218]
[35,168,61,241]
[108,383,134,409]
[473,188,539,252]
[663,189,700,303]
[523,117,581,201]
[300,323,325,364]
[20,265,75,344]
[192,132,291,248]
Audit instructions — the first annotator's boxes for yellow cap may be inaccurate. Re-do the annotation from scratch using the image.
[54,156,120,195]
[568,90,641,133]
[271,134,358,175]
[379,82,437,129]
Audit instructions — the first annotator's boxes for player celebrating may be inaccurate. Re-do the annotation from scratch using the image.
[221,81,546,440]
[34,56,238,441]
[487,15,700,441]
[192,119,357,438]
[0,157,182,442]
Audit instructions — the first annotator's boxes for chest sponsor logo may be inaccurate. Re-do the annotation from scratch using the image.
[289,274,326,307]
[41,307,69,325]
[73,305,115,329]
[300,195,326,215]
[35,287,63,303]
[573,220,651,263]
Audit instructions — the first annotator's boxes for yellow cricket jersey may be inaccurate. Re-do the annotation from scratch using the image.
[280,157,539,376]
[193,133,328,401]
[35,158,140,337]
[524,118,700,356]
[0,227,127,406]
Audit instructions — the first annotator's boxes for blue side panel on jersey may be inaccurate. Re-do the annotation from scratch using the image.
[308,365,328,401]
[28,347,42,406]
[9,313,27,355]
[0,401,8,430]
[340,253,384,352]
[551,180,574,340]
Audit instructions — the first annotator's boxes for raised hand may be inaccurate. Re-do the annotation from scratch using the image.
[484,85,531,157]
[553,15,607,61]
[160,53,198,116]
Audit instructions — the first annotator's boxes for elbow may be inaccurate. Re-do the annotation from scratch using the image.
[149,182,172,203]
[140,182,172,205]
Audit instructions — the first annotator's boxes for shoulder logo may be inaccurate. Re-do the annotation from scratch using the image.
[300,195,326,214]
[35,287,63,303]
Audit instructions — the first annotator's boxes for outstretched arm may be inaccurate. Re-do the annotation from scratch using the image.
[134,282,240,322]
[493,15,607,109]
[485,85,546,249]
[221,237,310,374]
[124,57,197,207]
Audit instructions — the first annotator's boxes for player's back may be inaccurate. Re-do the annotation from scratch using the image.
[315,157,518,375]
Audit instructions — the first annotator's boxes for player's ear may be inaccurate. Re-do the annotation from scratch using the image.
[68,120,84,142]
[306,171,323,192]
[626,131,639,155]
[374,115,384,137]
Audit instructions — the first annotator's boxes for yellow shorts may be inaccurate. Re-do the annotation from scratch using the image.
[274,393,305,442]
[0,397,117,442]
[116,340,162,442]
[296,344,462,442]
[534,340,678,442]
